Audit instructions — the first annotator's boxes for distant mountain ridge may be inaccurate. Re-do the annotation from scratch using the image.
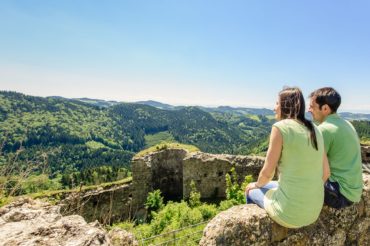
[73,97,120,107]
[74,98,369,120]
[338,112,370,121]
[74,98,275,116]
[135,100,177,110]
[199,106,274,116]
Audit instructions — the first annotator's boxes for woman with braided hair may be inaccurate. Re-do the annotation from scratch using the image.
[245,87,330,228]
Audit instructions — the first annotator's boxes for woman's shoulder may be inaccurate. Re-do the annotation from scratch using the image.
[273,119,295,127]
[273,119,295,136]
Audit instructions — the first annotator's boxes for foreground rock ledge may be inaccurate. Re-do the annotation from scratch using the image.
[0,198,138,246]
[200,173,370,246]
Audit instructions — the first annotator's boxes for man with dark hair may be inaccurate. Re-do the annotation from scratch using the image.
[309,87,363,209]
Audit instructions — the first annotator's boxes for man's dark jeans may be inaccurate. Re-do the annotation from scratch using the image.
[324,180,353,209]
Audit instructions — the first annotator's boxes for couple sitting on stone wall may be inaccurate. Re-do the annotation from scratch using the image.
[244,87,363,228]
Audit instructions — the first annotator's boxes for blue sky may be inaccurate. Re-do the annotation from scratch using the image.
[1,1,370,112]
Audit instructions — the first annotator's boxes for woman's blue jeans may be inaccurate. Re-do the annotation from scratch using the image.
[246,181,278,209]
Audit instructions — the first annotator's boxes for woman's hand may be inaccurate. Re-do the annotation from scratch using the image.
[245,182,259,196]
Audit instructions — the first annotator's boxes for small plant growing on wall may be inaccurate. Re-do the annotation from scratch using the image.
[145,189,164,221]
[188,180,201,208]
[224,167,253,205]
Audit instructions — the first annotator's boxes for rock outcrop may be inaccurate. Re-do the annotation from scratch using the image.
[200,173,370,246]
[0,197,138,246]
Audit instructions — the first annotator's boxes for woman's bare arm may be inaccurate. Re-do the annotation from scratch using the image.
[245,126,282,193]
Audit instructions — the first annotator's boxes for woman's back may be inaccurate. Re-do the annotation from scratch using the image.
[264,119,324,228]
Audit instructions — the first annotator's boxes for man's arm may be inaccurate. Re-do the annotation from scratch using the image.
[318,124,333,155]
[322,151,330,182]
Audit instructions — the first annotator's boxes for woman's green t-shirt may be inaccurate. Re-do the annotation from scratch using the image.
[264,119,324,228]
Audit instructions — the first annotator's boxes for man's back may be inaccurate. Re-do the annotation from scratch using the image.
[319,113,363,202]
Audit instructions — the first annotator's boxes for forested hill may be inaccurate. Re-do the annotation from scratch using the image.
[1,91,368,191]
[0,91,272,189]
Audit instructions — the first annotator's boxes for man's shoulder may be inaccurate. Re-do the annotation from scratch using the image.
[319,114,347,131]
[318,121,336,133]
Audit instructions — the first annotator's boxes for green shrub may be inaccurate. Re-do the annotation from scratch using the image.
[225,167,253,204]
[218,199,240,211]
[22,174,61,193]
[133,223,152,239]
[188,180,201,208]
[196,204,218,220]
[111,201,217,245]
[149,201,203,235]
[145,189,164,212]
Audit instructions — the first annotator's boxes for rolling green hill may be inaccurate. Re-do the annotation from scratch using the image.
[2,91,368,194]
[0,91,272,192]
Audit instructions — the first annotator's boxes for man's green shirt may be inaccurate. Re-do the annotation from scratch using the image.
[318,113,363,202]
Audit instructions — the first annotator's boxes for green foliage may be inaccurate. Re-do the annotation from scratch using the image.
[61,165,130,188]
[145,189,164,213]
[0,91,136,191]
[218,199,241,211]
[85,140,107,150]
[30,177,132,201]
[21,174,61,194]
[144,131,175,147]
[352,120,370,142]
[135,142,199,158]
[150,202,202,235]
[111,200,221,246]
[197,203,218,220]
[250,138,269,156]
[188,180,201,208]
[1,174,62,196]
[225,167,253,204]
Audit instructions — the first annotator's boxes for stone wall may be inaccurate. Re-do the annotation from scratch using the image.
[183,152,264,199]
[60,182,133,225]
[131,148,188,210]
[200,173,370,246]
[131,148,264,210]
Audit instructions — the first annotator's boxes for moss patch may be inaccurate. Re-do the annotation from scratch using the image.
[135,142,199,158]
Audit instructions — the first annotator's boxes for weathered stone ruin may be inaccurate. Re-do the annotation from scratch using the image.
[131,148,264,210]
[183,152,264,199]
[60,182,133,224]
[131,148,188,209]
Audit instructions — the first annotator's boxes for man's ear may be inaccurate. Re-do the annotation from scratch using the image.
[323,104,332,114]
